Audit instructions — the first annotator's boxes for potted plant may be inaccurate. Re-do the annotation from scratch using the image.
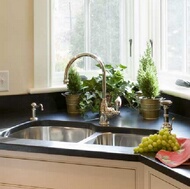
[79,64,138,115]
[64,67,82,114]
[137,42,160,120]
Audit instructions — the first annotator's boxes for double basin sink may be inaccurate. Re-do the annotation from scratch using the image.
[1,120,158,148]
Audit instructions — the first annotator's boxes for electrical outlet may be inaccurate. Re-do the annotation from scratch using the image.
[0,71,9,92]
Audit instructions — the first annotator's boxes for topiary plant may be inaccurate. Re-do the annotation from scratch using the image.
[67,67,82,94]
[137,42,159,98]
[64,67,83,115]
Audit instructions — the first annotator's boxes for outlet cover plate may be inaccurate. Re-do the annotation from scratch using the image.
[0,71,9,92]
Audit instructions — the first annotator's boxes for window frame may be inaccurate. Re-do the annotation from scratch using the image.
[31,0,67,94]
[51,0,133,83]
[157,0,190,99]
[33,0,51,89]
[33,0,134,91]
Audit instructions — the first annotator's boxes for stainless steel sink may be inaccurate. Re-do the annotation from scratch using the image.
[5,126,94,142]
[1,120,158,147]
[84,132,148,147]
[1,120,95,143]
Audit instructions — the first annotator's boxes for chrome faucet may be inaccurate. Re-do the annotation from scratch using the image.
[63,52,120,126]
[30,102,44,121]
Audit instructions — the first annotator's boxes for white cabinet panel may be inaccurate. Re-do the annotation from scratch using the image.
[144,165,189,189]
[150,174,179,189]
[0,154,137,189]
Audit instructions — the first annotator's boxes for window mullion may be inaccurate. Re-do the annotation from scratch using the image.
[184,0,188,73]
[150,0,161,70]
[133,0,140,81]
[120,0,127,75]
[84,0,90,70]
[50,0,55,86]
[128,0,134,80]
[133,0,150,80]
[160,0,167,72]
[187,0,190,74]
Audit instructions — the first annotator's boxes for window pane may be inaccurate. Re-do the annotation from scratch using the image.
[51,0,123,85]
[167,0,185,72]
[52,0,84,73]
[90,0,120,70]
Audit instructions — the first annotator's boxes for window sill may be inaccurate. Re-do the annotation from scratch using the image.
[28,84,190,102]
[159,72,190,100]
[29,85,67,94]
[160,85,190,100]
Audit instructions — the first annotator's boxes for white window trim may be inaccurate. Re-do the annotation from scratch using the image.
[31,0,67,94]
[32,0,134,93]
[33,0,50,88]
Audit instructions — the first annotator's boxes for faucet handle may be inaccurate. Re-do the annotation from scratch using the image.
[115,96,122,111]
[38,103,44,111]
[160,99,172,107]
[30,102,44,121]
[31,102,44,110]
[31,102,37,108]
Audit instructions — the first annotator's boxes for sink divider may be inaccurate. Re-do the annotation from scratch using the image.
[78,132,102,144]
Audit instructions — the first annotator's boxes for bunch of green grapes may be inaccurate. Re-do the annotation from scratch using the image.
[134,128,181,153]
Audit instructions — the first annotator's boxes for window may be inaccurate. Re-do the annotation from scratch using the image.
[159,0,190,89]
[34,0,190,99]
[166,0,187,72]
[51,0,131,86]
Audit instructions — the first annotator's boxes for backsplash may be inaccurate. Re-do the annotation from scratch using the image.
[0,92,66,114]
[161,93,190,118]
[0,92,189,118]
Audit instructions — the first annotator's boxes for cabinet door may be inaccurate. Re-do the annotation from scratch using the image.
[0,156,136,189]
[144,165,189,189]
[150,174,179,189]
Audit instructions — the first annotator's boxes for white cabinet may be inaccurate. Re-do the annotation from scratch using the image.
[0,150,143,189]
[149,174,179,189]
[0,150,188,189]
[143,165,190,189]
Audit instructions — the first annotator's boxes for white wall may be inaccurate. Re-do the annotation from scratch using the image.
[0,0,33,95]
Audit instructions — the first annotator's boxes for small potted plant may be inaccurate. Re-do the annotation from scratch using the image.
[79,64,138,115]
[137,42,160,119]
[65,67,82,114]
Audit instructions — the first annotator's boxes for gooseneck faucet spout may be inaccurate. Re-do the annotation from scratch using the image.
[63,53,120,126]
[64,53,106,99]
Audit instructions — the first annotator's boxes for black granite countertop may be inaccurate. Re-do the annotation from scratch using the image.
[0,107,190,186]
